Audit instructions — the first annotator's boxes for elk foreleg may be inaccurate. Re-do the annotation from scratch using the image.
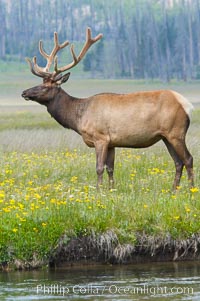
[106,147,115,189]
[95,141,108,189]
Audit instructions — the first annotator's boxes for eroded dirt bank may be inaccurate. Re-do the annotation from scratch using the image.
[3,230,200,271]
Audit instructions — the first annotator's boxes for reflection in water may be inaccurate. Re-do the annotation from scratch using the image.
[0,261,200,300]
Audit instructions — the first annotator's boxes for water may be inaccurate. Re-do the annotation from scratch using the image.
[0,261,200,301]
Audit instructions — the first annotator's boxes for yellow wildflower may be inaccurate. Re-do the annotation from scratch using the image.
[190,187,199,193]
[70,176,78,183]
[174,216,180,220]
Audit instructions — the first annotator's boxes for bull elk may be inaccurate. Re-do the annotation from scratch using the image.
[22,27,194,190]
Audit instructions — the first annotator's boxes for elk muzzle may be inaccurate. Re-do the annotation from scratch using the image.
[21,85,43,101]
[21,89,31,101]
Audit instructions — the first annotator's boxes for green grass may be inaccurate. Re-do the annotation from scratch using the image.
[0,109,200,267]
[0,111,59,131]
[1,71,200,267]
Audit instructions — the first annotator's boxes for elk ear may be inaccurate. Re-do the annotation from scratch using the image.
[54,72,70,85]
[59,72,71,85]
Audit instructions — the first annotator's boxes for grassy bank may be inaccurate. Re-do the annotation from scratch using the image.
[0,108,200,269]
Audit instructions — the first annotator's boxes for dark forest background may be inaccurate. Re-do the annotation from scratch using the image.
[1,0,200,81]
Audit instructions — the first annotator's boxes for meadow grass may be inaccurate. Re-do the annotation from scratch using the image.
[1,74,200,266]
[0,108,200,267]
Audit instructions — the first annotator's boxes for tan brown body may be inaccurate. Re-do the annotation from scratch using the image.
[21,28,194,190]
[79,90,187,148]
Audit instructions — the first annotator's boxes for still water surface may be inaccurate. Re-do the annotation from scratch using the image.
[0,261,200,301]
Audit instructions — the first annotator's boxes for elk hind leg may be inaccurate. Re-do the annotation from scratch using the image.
[163,138,184,190]
[164,138,194,189]
[173,139,194,188]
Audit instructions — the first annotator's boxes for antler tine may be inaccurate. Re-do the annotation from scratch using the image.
[46,33,70,71]
[25,57,45,78]
[33,56,52,77]
[37,32,70,73]
[78,27,103,60]
[55,27,103,74]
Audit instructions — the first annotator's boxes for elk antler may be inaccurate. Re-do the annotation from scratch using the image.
[26,27,103,80]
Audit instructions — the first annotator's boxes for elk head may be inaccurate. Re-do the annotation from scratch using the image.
[22,27,103,105]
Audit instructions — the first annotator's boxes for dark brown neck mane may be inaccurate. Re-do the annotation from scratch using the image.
[47,89,88,134]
